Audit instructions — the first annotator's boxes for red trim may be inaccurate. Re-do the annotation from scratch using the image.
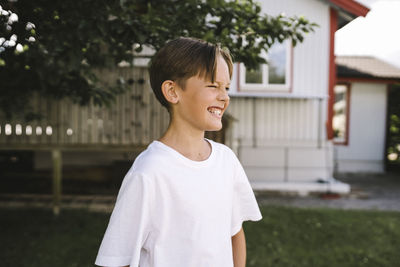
[337,77,400,84]
[333,83,351,146]
[329,0,370,17]
[327,8,337,140]
[346,84,351,146]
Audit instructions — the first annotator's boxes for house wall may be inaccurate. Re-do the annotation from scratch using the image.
[227,0,334,184]
[228,97,334,183]
[230,0,330,98]
[334,82,387,173]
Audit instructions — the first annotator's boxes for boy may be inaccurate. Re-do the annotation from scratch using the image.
[95,37,262,267]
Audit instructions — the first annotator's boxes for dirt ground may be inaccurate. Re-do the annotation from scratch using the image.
[0,172,399,212]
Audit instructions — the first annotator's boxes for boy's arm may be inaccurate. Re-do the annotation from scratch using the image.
[232,227,246,267]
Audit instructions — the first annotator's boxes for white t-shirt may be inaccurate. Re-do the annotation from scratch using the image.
[95,139,262,267]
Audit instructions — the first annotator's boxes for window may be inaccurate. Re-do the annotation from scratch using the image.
[333,84,350,144]
[240,40,291,92]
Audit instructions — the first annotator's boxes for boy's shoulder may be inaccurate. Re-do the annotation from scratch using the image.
[130,141,168,173]
[207,139,234,155]
[208,139,238,160]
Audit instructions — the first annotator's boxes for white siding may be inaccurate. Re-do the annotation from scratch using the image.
[335,83,388,173]
[227,96,333,183]
[230,0,330,98]
[228,97,327,146]
[237,142,334,183]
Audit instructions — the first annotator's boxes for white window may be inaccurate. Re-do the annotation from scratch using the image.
[239,40,291,92]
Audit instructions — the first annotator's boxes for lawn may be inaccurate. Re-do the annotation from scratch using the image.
[1,205,400,267]
[245,206,400,267]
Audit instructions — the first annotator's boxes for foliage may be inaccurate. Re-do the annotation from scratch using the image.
[0,4,35,65]
[0,0,317,120]
[386,84,400,169]
[1,206,400,266]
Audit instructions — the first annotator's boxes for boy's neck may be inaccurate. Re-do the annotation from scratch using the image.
[158,122,212,162]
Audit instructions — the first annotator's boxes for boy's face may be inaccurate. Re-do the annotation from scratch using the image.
[173,56,230,132]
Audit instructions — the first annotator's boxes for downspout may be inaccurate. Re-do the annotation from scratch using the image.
[318,98,323,149]
[327,7,338,141]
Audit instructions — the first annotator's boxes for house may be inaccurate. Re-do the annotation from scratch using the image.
[225,0,369,194]
[333,56,400,173]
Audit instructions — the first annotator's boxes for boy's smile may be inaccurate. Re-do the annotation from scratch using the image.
[173,55,231,132]
[207,106,223,118]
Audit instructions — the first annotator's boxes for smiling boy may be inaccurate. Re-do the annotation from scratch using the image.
[95,37,262,267]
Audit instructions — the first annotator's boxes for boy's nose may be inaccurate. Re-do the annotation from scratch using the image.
[218,90,230,102]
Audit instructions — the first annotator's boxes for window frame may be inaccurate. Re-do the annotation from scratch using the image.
[239,40,292,93]
[332,83,351,146]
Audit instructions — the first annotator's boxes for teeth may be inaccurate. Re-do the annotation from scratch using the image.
[208,107,222,116]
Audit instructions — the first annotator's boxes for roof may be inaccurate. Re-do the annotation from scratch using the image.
[336,56,400,81]
[328,0,370,29]
[329,0,370,17]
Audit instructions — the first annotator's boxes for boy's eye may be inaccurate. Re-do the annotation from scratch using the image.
[207,84,230,91]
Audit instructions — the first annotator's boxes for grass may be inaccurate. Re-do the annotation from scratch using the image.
[1,208,107,267]
[245,206,400,267]
[1,205,400,267]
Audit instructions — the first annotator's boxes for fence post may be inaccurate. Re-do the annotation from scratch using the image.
[52,149,62,216]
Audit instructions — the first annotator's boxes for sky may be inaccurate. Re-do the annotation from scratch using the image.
[335,0,400,68]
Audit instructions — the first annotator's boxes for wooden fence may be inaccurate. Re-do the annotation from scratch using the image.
[0,67,170,151]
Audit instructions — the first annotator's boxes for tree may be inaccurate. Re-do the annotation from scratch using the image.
[0,0,317,120]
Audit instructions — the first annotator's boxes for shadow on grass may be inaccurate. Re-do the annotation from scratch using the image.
[1,208,109,267]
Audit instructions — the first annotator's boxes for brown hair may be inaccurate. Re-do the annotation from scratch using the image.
[149,37,233,110]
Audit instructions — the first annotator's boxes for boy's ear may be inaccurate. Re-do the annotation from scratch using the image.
[161,80,179,104]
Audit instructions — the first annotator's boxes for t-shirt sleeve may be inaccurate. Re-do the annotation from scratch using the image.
[231,152,262,236]
[95,171,152,267]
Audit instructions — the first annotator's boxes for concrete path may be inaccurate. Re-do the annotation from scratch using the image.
[256,172,400,212]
